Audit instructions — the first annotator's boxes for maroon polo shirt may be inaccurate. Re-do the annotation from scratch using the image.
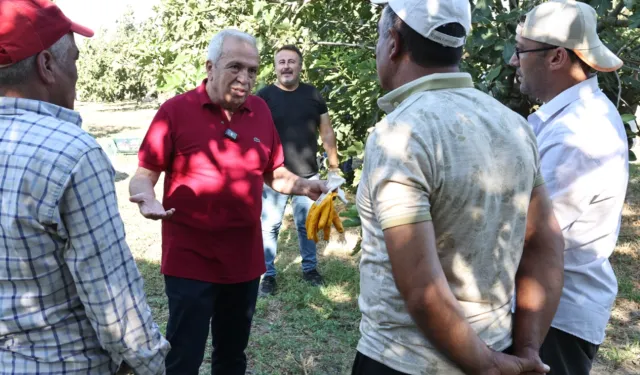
[138,80,285,284]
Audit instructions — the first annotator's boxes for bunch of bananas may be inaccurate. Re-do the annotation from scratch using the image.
[306,191,344,242]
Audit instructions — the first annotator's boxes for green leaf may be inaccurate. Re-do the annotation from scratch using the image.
[502,42,515,64]
[342,218,362,228]
[495,11,517,23]
[588,0,612,16]
[472,14,493,25]
[485,66,502,82]
[350,238,362,256]
[352,168,363,187]
[339,209,360,218]
[629,13,640,29]
[630,150,637,162]
[172,54,189,66]
[474,0,495,17]
[622,114,637,124]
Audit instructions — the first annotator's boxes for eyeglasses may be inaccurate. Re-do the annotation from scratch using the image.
[514,46,558,60]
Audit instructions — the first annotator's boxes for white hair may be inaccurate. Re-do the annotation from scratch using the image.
[207,29,257,65]
[0,33,73,87]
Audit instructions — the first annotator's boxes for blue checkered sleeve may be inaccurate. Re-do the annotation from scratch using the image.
[59,148,170,374]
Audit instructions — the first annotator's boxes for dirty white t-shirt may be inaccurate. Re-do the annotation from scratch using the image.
[356,73,544,374]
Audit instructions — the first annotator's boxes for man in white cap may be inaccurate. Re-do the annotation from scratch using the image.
[509,1,629,374]
[352,0,565,374]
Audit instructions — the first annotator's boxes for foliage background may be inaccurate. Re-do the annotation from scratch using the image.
[77,0,640,174]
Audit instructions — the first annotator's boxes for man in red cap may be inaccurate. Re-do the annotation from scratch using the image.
[0,1,170,374]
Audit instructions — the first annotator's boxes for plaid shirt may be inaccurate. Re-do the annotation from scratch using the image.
[0,98,169,374]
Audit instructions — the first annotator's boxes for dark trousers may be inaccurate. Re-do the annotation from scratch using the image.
[352,346,516,375]
[540,327,599,375]
[164,275,260,375]
[352,351,408,375]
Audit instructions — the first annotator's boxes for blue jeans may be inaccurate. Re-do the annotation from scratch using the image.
[261,182,318,277]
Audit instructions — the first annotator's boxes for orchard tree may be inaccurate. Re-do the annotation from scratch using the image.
[77,0,640,164]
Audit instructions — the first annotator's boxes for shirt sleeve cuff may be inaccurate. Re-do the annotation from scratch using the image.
[380,212,432,230]
[266,160,284,173]
[138,160,165,172]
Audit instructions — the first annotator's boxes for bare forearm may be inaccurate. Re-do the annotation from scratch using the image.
[407,280,495,374]
[265,167,308,196]
[129,174,157,198]
[514,184,564,355]
[321,132,339,169]
[319,114,339,169]
[386,223,495,374]
[513,245,563,353]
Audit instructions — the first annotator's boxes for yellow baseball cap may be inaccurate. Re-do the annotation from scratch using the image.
[519,0,622,72]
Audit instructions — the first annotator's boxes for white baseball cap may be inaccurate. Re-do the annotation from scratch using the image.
[371,0,472,48]
[519,0,622,72]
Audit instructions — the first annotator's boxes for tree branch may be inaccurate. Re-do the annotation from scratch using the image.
[618,35,640,55]
[597,1,627,32]
[312,41,375,50]
[623,64,640,73]
[615,70,622,108]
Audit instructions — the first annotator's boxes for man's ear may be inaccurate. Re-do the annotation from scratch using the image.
[548,48,571,72]
[206,60,215,79]
[388,28,403,61]
[35,50,56,85]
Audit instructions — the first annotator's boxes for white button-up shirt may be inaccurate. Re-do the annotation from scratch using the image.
[528,76,629,345]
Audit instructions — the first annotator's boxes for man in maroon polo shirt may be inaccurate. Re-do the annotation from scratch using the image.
[129,29,327,375]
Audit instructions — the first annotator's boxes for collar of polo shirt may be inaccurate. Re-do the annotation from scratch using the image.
[377,72,474,113]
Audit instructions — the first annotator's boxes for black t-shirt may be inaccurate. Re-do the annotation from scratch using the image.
[257,83,328,178]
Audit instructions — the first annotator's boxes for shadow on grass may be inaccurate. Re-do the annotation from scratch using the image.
[95,102,159,113]
[87,125,139,139]
[131,163,640,374]
[248,219,361,375]
[132,217,361,375]
[115,171,130,182]
[597,163,640,372]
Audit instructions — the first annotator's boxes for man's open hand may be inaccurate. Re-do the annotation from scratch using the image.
[129,193,175,220]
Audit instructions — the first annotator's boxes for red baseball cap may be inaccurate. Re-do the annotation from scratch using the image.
[0,0,94,67]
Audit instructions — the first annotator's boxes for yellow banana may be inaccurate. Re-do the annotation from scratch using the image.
[331,206,344,233]
[318,192,335,230]
[307,196,330,240]
[305,202,317,239]
[306,203,318,240]
[323,201,333,241]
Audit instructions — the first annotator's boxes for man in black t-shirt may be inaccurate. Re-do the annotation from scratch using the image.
[257,45,339,296]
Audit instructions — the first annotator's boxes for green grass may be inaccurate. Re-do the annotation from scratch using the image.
[133,217,361,375]
[87,102,639,374]
[247,252,361,375]
[617,269,640,304]
[600,343,640,370]
[595,163,640,373]
[128,167,640,375]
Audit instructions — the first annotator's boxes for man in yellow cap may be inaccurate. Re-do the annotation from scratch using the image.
[510,1,629,374]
